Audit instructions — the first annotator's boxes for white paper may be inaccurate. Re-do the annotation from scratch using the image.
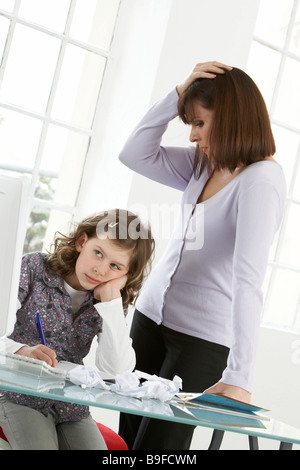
[57,361,110,390]
[58,362,182,402]
[110,370,182,402]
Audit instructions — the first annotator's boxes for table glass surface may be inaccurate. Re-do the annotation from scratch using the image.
[0,366,300,446]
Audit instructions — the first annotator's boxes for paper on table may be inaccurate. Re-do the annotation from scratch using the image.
[0,356,181,401]
[57,363,182,402]
[110,370,182,402]
[56,361,110,390]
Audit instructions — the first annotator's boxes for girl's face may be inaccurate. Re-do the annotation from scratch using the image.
[70,233,132,291]
[188,102,214,156]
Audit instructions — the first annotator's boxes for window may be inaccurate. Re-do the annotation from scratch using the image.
[0,0,120,252]
[246,0,300,332]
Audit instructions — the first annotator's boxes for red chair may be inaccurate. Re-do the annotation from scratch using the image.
[96,422,128,450]
[0,422,128,450]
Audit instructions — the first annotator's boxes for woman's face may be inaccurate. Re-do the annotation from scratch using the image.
[188,102,214,157]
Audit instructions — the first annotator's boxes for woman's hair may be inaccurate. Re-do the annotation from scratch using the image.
[177,67,276,178]
[45,209,155,309]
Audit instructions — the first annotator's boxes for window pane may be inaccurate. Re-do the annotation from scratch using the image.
[0,0,15,12]
[254,0,294,48]
[40,125,90,205]
[272,124,299,191]
[34,175,56,202]
[278,203,300,268]
[246,42,281,110]
[293,160,300,200]
[52,44,106,128]
[24,205,73,255]
[262,265,272,298]
[0,16,10,63]
[273,58,300,129]
[0,24,61,113]
[268,225,281,262]
[264,268,300,328]
[24,205,51,254]
[289,1,300,55]
[70,0,120,50]
[42,209,73,253]
[0,108,42,170]
[18,0,71,33]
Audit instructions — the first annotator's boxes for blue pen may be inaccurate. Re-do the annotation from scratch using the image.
[36,311,46,346]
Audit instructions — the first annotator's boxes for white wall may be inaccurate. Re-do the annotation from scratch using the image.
[87,0,300,450]
[77,0,172,217]
[126,0,261,260]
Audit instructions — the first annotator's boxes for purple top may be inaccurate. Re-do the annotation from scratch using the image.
[119,88,286,392]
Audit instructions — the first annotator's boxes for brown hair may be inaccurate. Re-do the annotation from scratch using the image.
[45,209,155,309]
[178,67,276,178]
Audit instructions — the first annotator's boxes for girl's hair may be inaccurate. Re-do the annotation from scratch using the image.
[45,209,155,309]
[177,67,276,178]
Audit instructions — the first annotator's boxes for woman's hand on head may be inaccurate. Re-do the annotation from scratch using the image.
[15,345,58,367]
[203,382,251,404]
[176,61,233,97]
[93,274,128,303]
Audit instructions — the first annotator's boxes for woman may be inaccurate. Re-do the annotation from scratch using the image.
[118,62,286,449]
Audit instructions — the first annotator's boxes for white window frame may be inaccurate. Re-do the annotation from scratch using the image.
[248,0,300,333]
[0,0,121,244]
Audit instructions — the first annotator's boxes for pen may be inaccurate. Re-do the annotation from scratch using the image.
[36,311,46,346]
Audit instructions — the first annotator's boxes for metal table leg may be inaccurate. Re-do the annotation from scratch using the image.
[249,435,259,450]
[208,429,225,450]
[279,441,293,450]
[132,417,150,450]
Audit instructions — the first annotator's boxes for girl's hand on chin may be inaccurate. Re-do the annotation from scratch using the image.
[93,275,128,303]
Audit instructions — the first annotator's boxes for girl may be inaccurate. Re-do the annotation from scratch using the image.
[0,209,154,450]
[118,62,287,449]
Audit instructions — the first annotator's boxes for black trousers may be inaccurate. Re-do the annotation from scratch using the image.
[119,309,229,450]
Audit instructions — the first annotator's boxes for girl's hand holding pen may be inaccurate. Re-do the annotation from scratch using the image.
[15,344,58,367]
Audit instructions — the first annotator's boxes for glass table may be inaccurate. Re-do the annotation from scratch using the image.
[0,366,299,450]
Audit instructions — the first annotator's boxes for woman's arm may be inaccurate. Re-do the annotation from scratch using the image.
[219,177,285,397]
[119,88,195,191]
[119,62,232,191]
